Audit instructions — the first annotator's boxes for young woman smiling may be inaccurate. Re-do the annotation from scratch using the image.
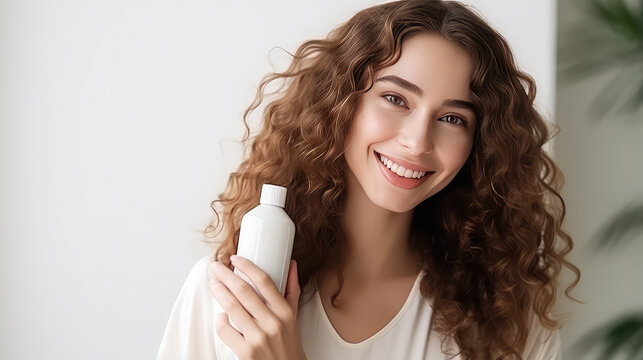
[158,1,580,359]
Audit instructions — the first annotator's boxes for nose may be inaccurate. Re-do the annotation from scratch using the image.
[397,112,434,156]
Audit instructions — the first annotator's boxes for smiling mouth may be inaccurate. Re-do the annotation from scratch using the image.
[374,151,434,179]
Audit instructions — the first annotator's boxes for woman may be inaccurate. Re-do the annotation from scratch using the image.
[157,1,580,359]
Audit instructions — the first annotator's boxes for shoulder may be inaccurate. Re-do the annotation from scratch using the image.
[156,253,218,360]
[521,312,562,360]
[169,254,214,307]
[183,254,213,292]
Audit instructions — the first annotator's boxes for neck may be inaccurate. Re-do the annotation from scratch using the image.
[332,171,423,286]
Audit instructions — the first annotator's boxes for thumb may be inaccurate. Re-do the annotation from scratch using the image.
[284,260,301,315]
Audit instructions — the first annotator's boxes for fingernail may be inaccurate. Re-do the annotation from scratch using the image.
[230,255,238,262]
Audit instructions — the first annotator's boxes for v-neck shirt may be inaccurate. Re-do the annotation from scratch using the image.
[156,254,562,360]
[305,269,426,349]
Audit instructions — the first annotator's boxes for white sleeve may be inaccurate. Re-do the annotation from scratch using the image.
[521,313,562,360]
[156,254,220,360]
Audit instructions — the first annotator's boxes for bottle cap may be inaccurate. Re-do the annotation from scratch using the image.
[259,184,287,208]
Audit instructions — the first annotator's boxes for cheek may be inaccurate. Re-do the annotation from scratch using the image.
[354,107,399,140]
[435,132,474,168]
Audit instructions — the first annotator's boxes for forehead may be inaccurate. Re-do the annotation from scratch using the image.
[375,33,474,102]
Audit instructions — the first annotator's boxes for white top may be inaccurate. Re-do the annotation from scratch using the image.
[157,254,562,360]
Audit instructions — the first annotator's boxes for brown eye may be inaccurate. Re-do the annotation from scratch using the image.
[440,115,465,126]
[383,94,407,108]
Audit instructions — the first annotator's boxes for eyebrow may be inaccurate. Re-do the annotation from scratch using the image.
[374,75,477,114]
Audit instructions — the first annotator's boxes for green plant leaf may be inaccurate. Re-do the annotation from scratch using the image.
[601,316,643,358]
[626,329,643,360]
[622,64,643,116]
[558,0,643,120]
[558,45,641,85]
[592,201,643,251]
[588,0,643,42]
[573,313,643,359]
[586,62,643,121]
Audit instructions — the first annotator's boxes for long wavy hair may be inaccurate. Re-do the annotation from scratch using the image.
[204,0,580,358]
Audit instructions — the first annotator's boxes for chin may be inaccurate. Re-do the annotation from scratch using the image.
[369,192,419,213]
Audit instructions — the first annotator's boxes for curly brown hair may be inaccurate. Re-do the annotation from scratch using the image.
[203,0,580,358]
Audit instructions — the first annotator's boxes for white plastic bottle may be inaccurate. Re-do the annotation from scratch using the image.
[213,184,296,360]
[233,183,296,300]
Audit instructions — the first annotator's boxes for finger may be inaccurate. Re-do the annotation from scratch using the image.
[208,265,263,337]
[214,312,247,358]
[210,261,278,330]
[284,260,301,316]
[230,255,290,315]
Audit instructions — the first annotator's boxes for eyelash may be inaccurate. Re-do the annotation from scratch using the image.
[382,94,466,126]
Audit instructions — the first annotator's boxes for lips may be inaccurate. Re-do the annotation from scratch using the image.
[374,151,432,174]
[374,150,434,189]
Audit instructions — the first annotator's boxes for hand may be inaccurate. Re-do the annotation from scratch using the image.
[208,255,307,360]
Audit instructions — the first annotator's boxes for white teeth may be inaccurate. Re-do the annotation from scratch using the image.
[377,152,428,179]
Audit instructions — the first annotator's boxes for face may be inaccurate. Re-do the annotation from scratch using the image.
[343,32,477,213]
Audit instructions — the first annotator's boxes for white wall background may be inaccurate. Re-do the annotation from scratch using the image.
[0,1,558,359]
